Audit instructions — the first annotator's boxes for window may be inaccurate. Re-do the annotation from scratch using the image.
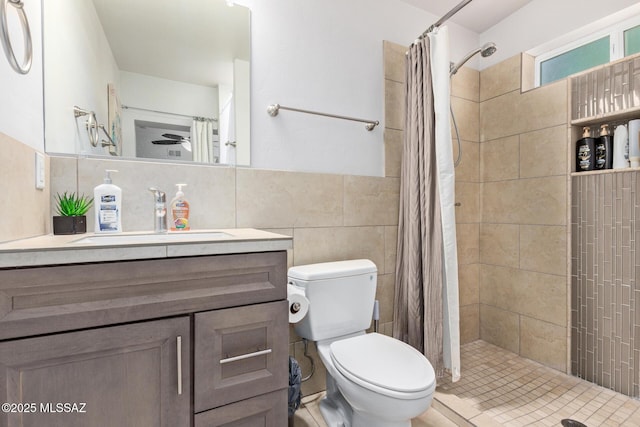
[540,36,610,86]
[534,13,640,87]
[625,24,640,56]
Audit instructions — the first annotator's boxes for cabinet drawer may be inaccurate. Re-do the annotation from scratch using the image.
[194,301,288,412]
[0,251,286,340]
[194,389,287,427]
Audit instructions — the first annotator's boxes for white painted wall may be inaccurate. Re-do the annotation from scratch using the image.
[119,71,218,158]
[0,0,43,151]
[480,0,640,69]
[236,0,478,176]
[43,0,119,156]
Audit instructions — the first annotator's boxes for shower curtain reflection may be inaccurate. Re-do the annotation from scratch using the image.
[191,118,219,163]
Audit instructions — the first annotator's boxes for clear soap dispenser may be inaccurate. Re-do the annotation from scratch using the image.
[170,184,190,231]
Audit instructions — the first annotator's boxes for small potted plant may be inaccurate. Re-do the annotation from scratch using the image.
[53,192,93,235]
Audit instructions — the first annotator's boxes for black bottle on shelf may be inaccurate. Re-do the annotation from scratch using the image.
[594,124,613,170]
[576,126,596,172]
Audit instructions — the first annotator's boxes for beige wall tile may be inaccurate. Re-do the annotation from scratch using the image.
[383,40,406,83]
[344,176,399,226]
[480,264,566,327]
[384,128,403,178]
[77,158,236,232]
[451,66,480,102]
[479,223,519,268]
[460,303,480,344]
[385,80,404,131]
[480,79,567,142]
[521,53,536,92]
[0,134,50,242]
[293,226,385,270]
[456,182,480,223]
[480,304,519,353]
[454,140,479,183]
[520,316,567,372]
[236,168,343,229]
[480,54,521,102]
[520,225,567,276]
[482,176,566,225]
[519,125,567,178]
[480,135,520,182]
[376,273,395,324]
[384,226,398,275]
[50,155,79,211]
[451,97,479,143]
[459,263,479,306]
[457,223,479,265]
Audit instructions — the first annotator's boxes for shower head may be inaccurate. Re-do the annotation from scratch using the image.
[450,42,497,76]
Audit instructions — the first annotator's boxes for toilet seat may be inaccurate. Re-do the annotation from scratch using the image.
[329,333,436,400]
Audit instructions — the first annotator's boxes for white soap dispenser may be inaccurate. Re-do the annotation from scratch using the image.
[94,169,122,233]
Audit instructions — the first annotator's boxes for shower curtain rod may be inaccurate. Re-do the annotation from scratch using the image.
[420,0,472,37]
[121,105,218,122]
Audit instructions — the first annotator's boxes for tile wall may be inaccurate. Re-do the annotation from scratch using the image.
[571,171,639,397]
[0,133,50,243]
[479,55,570,371]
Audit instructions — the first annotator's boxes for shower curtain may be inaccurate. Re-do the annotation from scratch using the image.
[393,27,461,382]
[191,118,215,163]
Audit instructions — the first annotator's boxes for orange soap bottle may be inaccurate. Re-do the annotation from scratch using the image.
[170,184,190,231]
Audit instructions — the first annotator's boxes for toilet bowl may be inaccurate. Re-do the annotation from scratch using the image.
[288,259,436,427]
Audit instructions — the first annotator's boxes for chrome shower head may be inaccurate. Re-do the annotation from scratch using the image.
[450,42,497,76]
[480,42,497,57]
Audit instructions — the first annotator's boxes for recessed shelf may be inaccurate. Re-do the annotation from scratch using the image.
[571,106,640,126]
[571,166,640,177]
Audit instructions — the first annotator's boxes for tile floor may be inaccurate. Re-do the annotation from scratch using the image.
[292,340,640,427]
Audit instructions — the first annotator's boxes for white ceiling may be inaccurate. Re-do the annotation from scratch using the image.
[399,0,535,33]
[92,0,250,88]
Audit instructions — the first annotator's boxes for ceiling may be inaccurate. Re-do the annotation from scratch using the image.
[92,0,250,88]
[399,0,535,33]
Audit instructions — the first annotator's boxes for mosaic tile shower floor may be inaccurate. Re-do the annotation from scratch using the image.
[437,341,640,426]
[294,340,640,426]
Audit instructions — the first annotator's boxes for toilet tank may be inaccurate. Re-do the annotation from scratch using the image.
[288,259,377,341]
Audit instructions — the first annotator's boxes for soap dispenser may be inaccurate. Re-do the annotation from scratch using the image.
[595,124,613,170]
[170,184,190,231]
[94,169,122,233]
[576,127,595,172]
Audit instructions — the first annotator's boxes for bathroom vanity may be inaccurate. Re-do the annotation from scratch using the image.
[0,229,291,426]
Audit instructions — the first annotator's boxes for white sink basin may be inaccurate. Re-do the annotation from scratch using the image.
[71,232,232,245]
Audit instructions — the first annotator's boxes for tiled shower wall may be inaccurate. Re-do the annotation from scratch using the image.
[478,55,569,372]
[571,171,639,397]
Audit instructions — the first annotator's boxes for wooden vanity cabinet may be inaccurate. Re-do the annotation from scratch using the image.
[0,251,289,427]
[0,317,191,427]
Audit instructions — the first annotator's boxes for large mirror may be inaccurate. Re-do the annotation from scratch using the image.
[43,0,251,166]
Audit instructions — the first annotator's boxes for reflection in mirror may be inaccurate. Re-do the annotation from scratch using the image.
[43,0,250,166]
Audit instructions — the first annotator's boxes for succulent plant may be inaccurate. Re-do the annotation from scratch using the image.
[55,192,93,217]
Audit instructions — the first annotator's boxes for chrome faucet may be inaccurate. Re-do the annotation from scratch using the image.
[148,187,167,233]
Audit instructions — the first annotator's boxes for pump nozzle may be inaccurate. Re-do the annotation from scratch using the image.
[104,169,118,184]
[175,183,187,198]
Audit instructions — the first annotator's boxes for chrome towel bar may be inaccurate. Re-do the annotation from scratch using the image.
[267,103,379,131]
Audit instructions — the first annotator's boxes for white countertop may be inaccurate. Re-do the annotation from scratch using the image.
[0,229,292,268]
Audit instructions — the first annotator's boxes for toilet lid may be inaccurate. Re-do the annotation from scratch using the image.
[330,333,435,397]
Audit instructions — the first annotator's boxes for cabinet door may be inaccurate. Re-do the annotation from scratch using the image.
[194,389,287,427]
[194,301,288,412]
[0,317,190,427]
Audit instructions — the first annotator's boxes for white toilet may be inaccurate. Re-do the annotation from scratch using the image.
[289,259,436,427]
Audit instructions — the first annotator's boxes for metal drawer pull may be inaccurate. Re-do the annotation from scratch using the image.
[177,336,182,395]
[220,348,272,364]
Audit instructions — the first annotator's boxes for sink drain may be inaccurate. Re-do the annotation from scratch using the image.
[561,419,587,427]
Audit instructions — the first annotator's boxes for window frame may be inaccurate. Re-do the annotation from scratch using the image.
[533,14,640,87]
